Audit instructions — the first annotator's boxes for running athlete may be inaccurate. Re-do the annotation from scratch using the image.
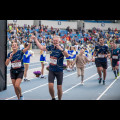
[92,38,110,85]
[5,39,32,100]
[111,43,120,79]
[32,35,69,100]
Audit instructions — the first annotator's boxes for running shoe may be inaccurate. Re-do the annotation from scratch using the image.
[40,75,46,79]
[115,76,117,79]
[103,80,105,85]
[117,73,120,76]
[24,79,30,81]
[52,98,56,100]
[19,96,24,100]
[26,79,30,81]
[81,82,84,85]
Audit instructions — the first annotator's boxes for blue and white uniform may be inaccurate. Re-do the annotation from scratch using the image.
[40,42,46,63]
[23,50,33,64]
[84,49,89,57]
[71,50,77,60]
[68,50,74,61]
[40,51,46,63]
[66,50,71,61]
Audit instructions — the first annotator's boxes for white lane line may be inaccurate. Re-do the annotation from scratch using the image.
[96,76,120,100]
[7,73,48,87]
[63,65,95,78]
[62,73,98,94]
[5,65,95,100]
[54,66,111,99]
[7,64,95,86]
[5,82,49,100]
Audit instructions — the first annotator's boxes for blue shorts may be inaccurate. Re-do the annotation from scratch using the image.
[40,56,46,62]
[66,56,71,60]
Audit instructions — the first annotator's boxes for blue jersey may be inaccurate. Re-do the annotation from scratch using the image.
[111,48,120,61]
[68,50,74,59]
[23,51,32,64]
[71,51,76,59]
[46,45,64,72]
[7,50,24,70]
[94,45,109,62]
[66,50,73,59]
[40,51,46,62]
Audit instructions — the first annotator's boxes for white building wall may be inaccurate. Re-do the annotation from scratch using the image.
[7,20,34,26]
[7,20,77,29]
[41,20,77,29]
[84,22,120,30]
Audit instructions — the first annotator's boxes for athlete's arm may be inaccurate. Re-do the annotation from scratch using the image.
[22,42,32,54]
[55,44,69,58]
[62,50,69,58]
[5,53,13,66]
[33,36,47,51]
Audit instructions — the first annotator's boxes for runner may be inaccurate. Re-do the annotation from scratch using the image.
[5,39,32,100]
[92,37,110,85]
[32,35,69,100]
[111,43,120,79]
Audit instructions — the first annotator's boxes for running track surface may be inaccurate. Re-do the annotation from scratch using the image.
[0,61,120,100]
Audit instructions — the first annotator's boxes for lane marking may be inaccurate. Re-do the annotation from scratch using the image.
[5,64,95,100]
[5,61,111,100]
[96,76,120,100]
[54,66,111,99]
[7,64,95,86]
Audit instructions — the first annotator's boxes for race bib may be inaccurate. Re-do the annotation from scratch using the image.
[112,55,118,59]
[98,54,105,58]
[11,60,22,69]
[50,56,57,65]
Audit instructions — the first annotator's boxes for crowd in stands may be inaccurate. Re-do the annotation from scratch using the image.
[7,23,120,50]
